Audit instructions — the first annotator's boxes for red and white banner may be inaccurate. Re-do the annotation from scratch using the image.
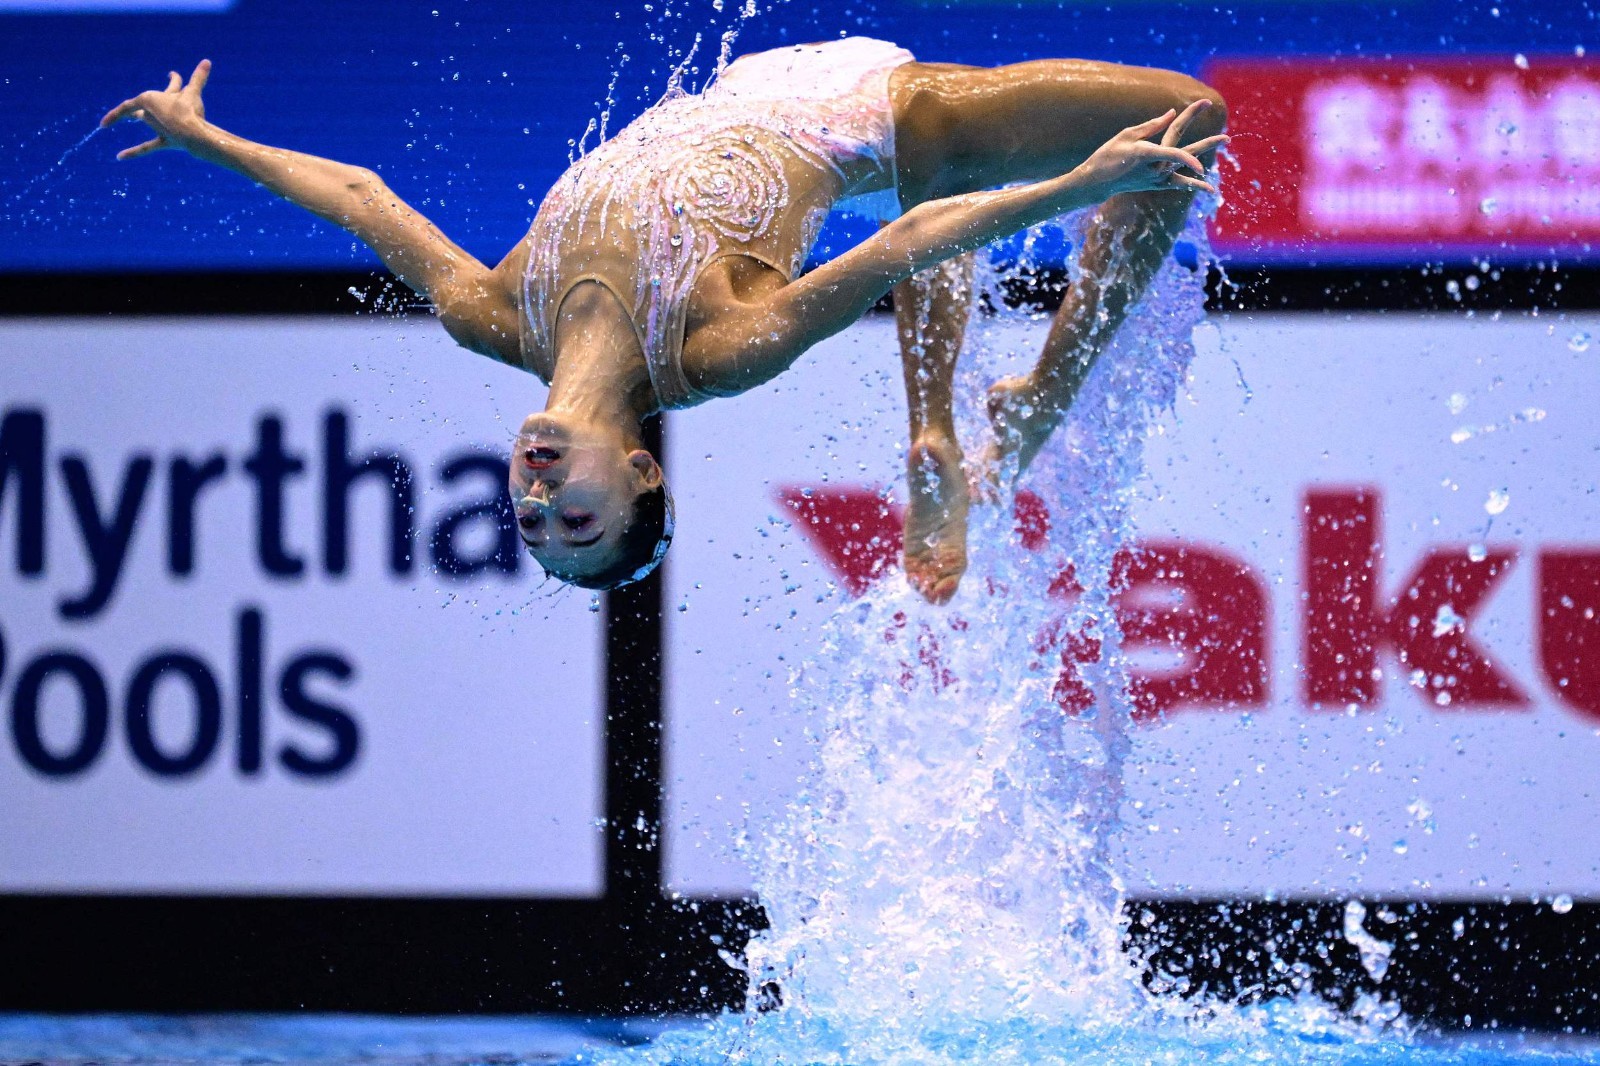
[1205,55,1600,260]
[663,312,1600,899]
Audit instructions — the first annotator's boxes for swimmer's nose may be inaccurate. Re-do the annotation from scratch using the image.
[516,481,554,513]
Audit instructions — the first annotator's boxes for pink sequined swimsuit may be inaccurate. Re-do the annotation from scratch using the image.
[519,37,914,409]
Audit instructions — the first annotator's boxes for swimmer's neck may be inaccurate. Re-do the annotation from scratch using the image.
[544,281,658,437]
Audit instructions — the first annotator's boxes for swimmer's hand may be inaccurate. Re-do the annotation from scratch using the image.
[1071,99,1226,198]
[100,59,213,161]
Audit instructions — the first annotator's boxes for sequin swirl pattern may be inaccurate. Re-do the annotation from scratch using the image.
[520,38,912,409]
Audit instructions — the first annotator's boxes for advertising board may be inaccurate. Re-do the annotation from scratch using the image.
[1208,55,1600,262]
[663,312,1600,900]
[0,318,605,896]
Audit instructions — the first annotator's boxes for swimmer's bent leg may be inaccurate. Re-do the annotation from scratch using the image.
[986,188,1198,477]
[888,59,1227,478]
[895,253,975,604]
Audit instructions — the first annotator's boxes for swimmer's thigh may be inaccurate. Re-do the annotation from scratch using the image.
[888,59,1225,206]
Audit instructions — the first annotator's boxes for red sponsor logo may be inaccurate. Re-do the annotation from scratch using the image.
[778,484,1600,722]
[1203,56,1600,257]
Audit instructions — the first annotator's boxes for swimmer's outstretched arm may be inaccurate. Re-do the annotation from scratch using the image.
[101,61,520,362]
[683,103,1223,394]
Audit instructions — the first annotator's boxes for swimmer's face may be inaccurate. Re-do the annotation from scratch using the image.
[510,413,662,580]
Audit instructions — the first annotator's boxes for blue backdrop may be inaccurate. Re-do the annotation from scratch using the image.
[1,0,1587,273]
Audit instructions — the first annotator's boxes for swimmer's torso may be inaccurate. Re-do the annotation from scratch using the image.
[519,37,913,408]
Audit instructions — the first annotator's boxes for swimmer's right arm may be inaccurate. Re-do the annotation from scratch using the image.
[101,60,521,363]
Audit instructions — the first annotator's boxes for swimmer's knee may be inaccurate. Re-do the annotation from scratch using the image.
[889,70,967,204]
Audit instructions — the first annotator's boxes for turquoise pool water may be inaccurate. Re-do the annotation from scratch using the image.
[3,1013,1599,1066]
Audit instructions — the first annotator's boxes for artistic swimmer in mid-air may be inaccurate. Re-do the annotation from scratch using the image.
[104,38,1225,600]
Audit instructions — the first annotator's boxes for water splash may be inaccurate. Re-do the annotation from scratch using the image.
[571,214,1442,1063]
[1342,901,1395,985]
[2,113,104,218]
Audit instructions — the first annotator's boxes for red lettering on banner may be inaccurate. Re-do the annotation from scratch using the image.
[1538,550,1600,721]
[1303,487,1528,710]
[1119,541,1271,720]
[778,483,1598,721]
[1040,544,1269,721]
[777,487,900,596]
[779,486,1271,719]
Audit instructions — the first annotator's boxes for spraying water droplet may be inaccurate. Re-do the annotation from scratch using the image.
[1342,900,1394,983]
[1553,894,1574,914]
[1485,488,1510,515]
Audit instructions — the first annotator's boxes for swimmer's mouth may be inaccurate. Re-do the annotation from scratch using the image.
[523,446,560,470]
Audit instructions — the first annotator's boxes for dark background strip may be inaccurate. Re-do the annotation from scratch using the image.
[5,265,1599,317]
[1,895,1595,1029]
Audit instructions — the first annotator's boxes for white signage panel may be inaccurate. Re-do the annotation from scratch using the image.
[0,318,605,896]
[663,312,1600,900]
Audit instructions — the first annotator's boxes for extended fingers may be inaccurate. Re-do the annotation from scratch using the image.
[1123,108,1176,140]
[100,91,155,127]
[115,136,167,161]
[1169,171,1217,196]
[187,58,211,95]
[166,70,182,92]
[1183,133,1229,159]
[1151,144,1206,177]
[1161,98,1213,148]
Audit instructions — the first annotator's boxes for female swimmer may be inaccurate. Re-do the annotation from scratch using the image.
[102,39,1225,599]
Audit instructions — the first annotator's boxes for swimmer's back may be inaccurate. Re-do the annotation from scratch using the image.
[518,37,914,409]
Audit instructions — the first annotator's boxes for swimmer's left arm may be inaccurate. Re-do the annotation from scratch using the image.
[101,61,522,363]
[684,104,1223,394]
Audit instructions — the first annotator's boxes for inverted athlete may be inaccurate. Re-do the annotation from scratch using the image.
[103,39,1225,600]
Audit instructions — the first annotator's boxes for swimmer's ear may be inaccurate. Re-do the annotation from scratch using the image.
[626,449,663,490]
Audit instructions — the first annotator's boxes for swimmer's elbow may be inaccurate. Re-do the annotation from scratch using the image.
[345,166,386,200]
[434,280,521,365]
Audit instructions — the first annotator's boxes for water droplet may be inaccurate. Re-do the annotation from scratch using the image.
[1478,198,1497,216]
[1514,53,1530,69]
[1447,392,1469,414]
[1468,543,1488,562]
[1553,894,1574,914]
[1485,488,1510,515]
[1343,900,1394,983]
[1433,604,1464,637]
[1569,330,1591,352]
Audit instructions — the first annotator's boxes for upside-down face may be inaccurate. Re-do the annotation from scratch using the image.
[509,413,664,587]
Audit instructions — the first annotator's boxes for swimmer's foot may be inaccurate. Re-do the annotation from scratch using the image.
[976,374,1063,494]
[903,434,970,606]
